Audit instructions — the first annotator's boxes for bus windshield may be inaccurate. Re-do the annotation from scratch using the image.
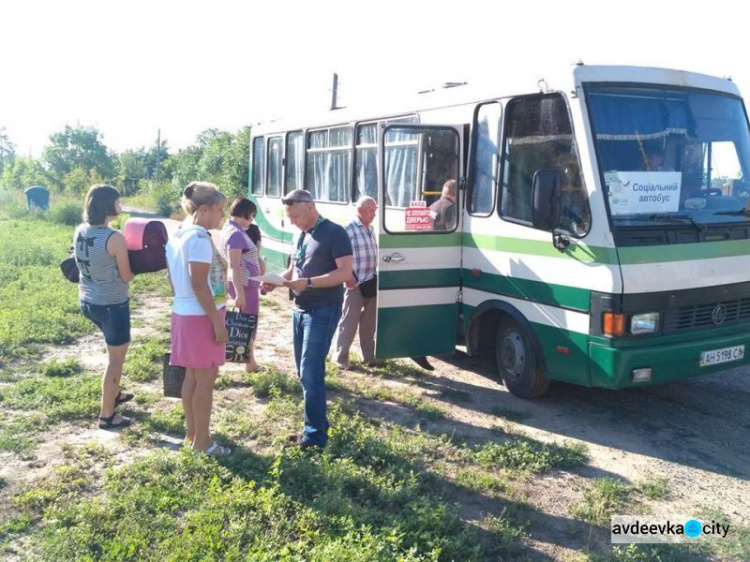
[586,85,750,227]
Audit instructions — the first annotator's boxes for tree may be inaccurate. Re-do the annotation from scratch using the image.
[0,157,49,191]
[117,148,149,195]
[0,128,15,177]
[43,125,115,191]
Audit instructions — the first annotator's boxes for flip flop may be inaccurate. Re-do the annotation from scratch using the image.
[204,442,231,457]
[115,391,135,407]
[98,413,132,430]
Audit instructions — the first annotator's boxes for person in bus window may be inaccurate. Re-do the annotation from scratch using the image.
[332,196,379,369]
[559,163,590,236]
[429,179,457,231]
[644,146,674,172]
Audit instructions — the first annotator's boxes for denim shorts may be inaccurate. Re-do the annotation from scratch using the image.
[80,300,131,346]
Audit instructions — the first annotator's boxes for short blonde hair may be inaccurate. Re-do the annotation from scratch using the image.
[181,181,226,215]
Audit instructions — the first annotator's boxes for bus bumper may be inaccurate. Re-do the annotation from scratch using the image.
[588,330,750,389]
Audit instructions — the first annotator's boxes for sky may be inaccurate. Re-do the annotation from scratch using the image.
[0,0,745,157]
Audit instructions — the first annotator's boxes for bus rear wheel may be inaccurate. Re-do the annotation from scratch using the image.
[495,319,550,399]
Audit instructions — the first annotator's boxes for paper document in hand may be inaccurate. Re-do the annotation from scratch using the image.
[250,272,287,285]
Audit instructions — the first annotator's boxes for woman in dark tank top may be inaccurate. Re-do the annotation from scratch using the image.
[75,185,135,430]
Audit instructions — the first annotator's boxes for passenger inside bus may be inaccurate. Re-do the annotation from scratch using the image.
[643,145,674,172]
[558,162,590,236]
[429,179,458,231]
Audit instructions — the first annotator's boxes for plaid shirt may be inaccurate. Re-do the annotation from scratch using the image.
[346,218,377,285]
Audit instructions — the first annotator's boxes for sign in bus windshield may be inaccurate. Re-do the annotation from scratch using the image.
[605,171,682,215]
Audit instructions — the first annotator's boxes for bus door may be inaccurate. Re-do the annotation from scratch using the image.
[376,124,464,359]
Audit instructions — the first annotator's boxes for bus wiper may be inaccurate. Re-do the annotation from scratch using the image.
[647,213,706,231]
[714,209,750,216]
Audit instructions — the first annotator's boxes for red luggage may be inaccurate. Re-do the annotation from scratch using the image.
[123,218,169,274]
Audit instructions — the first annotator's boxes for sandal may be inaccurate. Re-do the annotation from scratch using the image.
[98,413,132,429]
[203,441,231,457]
[115,391,135,408]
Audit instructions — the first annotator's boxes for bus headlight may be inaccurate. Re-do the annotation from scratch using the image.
[630,312,659,335]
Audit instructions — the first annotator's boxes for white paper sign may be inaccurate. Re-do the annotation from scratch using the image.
[605,171,682,215]
[249,272,287,285]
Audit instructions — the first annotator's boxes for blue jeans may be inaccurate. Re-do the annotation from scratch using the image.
[293,302,342,447]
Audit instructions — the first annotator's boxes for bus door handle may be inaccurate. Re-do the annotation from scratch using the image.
[383,252,405,263]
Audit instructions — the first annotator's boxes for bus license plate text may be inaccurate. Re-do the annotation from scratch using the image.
[699,345,745,367]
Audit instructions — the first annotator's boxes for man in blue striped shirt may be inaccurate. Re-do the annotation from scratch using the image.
[332,196,379,368]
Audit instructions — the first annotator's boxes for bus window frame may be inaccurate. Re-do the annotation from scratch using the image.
[467,100,502,217]
[380,123,462,236]
[305,124,353,206]
[284,129,305,195]
[354,114,420,204]
[354,120,379,203]
[265,135,284,199]
[251,136,266,196]
[497,92,591,237]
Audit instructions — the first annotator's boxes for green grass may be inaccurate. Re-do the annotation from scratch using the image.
[6,210,748,561]
[0,220,93,365]
[43,358,84,378]
[0,413,45,455]
[636,477,670,500]
[0,372,101,421]
[243,366,302,398]
[127,335,167,382]
[474,438,587,473]
[570,478,629,526]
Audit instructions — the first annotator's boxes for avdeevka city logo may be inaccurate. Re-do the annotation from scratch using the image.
[684,519,702,538]
[611,515,731,543]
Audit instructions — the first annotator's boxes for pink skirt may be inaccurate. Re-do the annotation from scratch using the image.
[170,309,226,369]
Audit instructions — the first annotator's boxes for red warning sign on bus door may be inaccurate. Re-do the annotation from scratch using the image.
[405,201,431,231]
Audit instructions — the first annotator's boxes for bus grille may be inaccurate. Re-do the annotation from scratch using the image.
[663,298,750,332]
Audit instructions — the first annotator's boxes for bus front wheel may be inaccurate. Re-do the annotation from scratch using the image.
[495,319,550,399]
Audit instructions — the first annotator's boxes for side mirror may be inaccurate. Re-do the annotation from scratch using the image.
[532,169,561,231]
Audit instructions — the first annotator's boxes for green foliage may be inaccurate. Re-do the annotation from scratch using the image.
[0,156,49,191]
[474,437,587,473]
[244,367,301,398]
[170,127,251,201]
[0,127,15,177]
[0,220,91,365]
[43,358,84,378]
[636,477,670,500]
[2,373,101,421]
[609,543,712,562]
[570,478,628,526]
[43,125,115,192]
[48,199,83,226]
[0,414,44,455]
[127,337,165,382]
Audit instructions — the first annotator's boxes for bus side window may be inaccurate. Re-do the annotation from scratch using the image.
[500,94,590,236]
[469,102,501,215]
[251,137,265,195]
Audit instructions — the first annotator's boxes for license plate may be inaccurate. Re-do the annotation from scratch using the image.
[699,345,745,367]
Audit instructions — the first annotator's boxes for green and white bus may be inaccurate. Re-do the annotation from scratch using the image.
[249,64,750,398]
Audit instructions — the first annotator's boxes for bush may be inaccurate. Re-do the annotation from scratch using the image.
[49,201,82,226]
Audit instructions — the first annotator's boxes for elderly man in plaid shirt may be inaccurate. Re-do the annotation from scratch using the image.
[332,196,380,368]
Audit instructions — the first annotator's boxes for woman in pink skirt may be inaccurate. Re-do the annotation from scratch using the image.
[221,197,262,371]
[165,181,230,456]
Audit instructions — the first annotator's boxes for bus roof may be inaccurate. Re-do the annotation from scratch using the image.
[251,64,741,136]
